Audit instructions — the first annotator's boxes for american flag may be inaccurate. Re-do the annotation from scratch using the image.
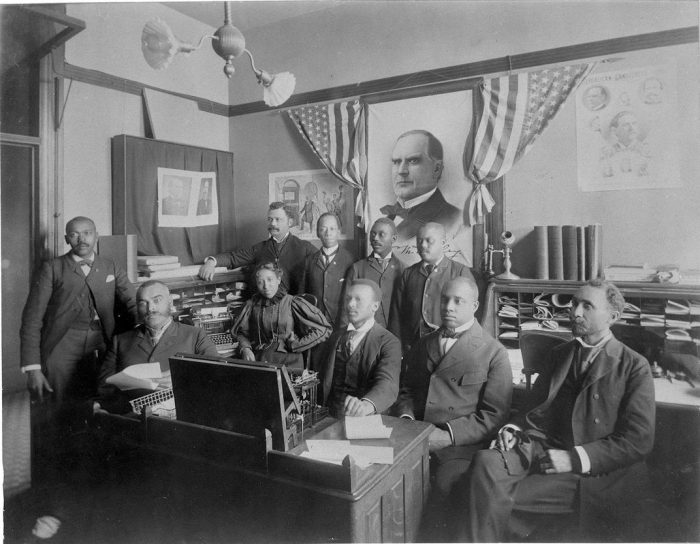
[287,100,367,224]
[467,63,593,183]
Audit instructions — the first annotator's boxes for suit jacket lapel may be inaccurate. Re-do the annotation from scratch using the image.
[367,257,383,274]
[544,345,576,405]
[436,324,481,373]
[135,328,155,357]
[580,337,619,390]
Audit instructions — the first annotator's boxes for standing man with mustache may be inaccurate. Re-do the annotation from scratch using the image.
[394,277,511,540]
[389,222,476,353]
[20,216,137,537]
[198,201,316,295]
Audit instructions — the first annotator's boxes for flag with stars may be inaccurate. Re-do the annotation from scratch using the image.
[463,63,593,223]
[287,100,368,224]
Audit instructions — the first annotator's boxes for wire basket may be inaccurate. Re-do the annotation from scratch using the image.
[129,388,176,419]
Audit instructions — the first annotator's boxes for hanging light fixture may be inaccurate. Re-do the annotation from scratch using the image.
[141,2,296,107]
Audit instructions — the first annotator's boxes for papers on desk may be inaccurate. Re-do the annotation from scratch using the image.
[105,363,171,391]
[344,415,392,439]
[507,349,525,385]
[301,440,393,468]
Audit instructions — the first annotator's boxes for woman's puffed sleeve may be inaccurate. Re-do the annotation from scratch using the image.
[287,297,332,352]
[231,299,254,351]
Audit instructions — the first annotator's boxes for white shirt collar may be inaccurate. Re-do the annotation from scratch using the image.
[71,252,95,262]
[453,318,475,333]
[146,317,173,343]
[423,256,444,269]
[576,331,612,349]
[372,252,392,260]
[397,187,437,209]
[347,317,375,334]
[322,244,340,255]
[270,232,290,244]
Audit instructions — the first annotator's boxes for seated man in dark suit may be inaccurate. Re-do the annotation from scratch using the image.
[459,279,656,542]
[389,222,476,353]
[320,279,402,418]
[345,218,404,328]
[96,280,219,412]
[198,201,316,295]
[394,277,512,538]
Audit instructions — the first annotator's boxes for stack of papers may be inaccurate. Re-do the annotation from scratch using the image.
[345,415,392,439]
[300,440,393,468]
[105,363,170,391]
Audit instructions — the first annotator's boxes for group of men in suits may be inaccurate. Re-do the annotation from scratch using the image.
[22,210,656,541]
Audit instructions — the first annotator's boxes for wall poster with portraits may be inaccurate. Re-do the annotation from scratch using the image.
[157,168,219,228]
[268,169,354,241]
[366,91,474,267]
[576,63,681,192]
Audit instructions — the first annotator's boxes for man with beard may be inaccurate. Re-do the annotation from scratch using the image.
[198,201,316,295]
[458,279,655,542]
[96,280,219,412]
[389,222,475,353]
[345,218,404,328]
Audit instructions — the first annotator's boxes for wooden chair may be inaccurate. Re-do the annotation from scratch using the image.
[519,330,570,391]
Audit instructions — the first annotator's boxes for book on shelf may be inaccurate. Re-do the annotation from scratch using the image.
[137,265,228,280]
[138,262,182,272]
[137,255,180,266]
[603,264,656,282]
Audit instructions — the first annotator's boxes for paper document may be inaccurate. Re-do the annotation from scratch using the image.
[303,439,393,467]
[105,363,167,391]
[345,415,392,439]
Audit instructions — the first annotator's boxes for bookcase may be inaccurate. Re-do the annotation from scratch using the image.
[483,278,700,360]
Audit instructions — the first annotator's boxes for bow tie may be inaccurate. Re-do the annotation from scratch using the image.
[380,202,410,219]
[78,260,92,268]
[439,327,464,339]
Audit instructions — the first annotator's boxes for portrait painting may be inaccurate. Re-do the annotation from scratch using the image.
[576,63,681,191]
[269,169,354,241]
[157,168,219,227]
[366,91,474,266]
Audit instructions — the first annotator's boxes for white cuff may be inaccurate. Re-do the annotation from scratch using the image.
[205,256,217,266]
[445,422,456,446]
[360,398,377,414]
[399,414,415,420]
[575,445,591,474]
[21,365,42,373]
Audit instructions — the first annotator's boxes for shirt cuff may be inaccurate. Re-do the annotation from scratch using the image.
[445,422,456,446]
[21,365,42,373]
[573,445,591,474]
[360,398,377,414]
[399,414,414,420]
[205,256,217,266]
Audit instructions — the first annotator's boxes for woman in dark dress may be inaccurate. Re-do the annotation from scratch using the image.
[231,262,331,369]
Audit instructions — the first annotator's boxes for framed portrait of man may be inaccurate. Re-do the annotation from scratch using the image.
[366,91,474,266]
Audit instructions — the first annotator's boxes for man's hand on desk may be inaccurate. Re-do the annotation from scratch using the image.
[240,347,256,361]
[26,370,53,401]
[198,259,216,281]
[343,396,374,417]
[428,427,452,452]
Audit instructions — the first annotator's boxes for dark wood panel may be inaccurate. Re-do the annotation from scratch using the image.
[382,476,405,543]
[365,498,382,543]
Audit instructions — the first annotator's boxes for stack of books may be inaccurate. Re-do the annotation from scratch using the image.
[603,265,657,283]
[137,255,227,280]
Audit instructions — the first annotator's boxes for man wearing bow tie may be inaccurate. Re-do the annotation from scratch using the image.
[20,216,137,535]
[198,202,316,295]
[345,218,404,328]
[394,277,512,537]
[389,222,477,352]
[380,130,461,242]
[303,213,354,327]
[459,280,655,542]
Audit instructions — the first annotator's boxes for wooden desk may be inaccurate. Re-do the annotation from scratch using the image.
[93,414,433,543]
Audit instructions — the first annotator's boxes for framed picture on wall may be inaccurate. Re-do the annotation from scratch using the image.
[157,168,219,227]
[268,169,354,241]
[366,90,475,267]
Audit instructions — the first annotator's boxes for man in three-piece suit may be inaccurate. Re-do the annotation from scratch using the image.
[20,216,137,537]
[320,280,402,418]
[394,277,512,537]
[96,280,219,413]
[198,201,316,295]
[303,213,354,328]
[345,218,404,328]
[389,222,476,352]
[459,280,656,542]
[380,130,461,241]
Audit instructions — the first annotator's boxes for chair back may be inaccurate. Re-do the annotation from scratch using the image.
[611,323,663,364]
[519,330,570,387]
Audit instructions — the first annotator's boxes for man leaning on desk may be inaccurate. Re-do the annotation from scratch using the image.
[319,279,402,418]
[96,280,218,413]
[198,201,316,295]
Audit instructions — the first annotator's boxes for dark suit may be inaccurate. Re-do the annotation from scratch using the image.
[212,234,316,295]
[380,189,461,241]
[395,323,512,492]
[345,254,404,328]
[20,252,137,397]
[303,247,354,327]
[97,321,219,411]
[389,257,475,352]
[461,336,655,542]
[320,323,402,416]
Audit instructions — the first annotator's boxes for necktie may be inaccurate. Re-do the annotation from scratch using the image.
[375,256,388,271]
[425,264,435,275]
[577,345,595,378]
[78,260,92,268]
[379,202,409,219]
[344,330,357,356]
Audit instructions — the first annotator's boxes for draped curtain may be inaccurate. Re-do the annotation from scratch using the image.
[287,100,368,227]
[463,63,594,225]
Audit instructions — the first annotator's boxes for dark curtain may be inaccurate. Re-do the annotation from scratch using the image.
[112,135,235,265]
